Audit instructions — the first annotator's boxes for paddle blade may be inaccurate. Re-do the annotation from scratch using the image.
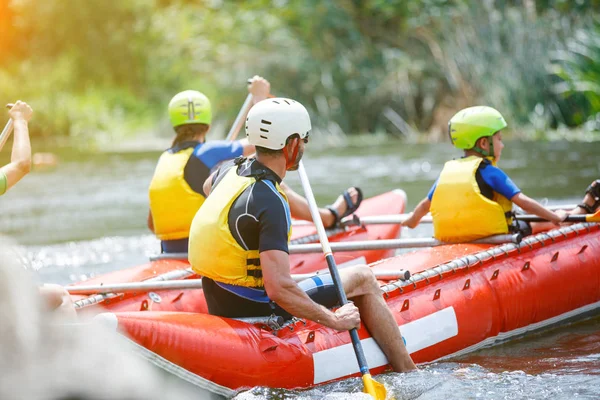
[362,373,390,400]
[586,210,600,223]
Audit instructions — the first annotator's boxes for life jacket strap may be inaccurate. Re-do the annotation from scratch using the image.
[246,269,263,278]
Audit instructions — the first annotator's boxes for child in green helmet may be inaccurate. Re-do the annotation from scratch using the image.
[147,77,269,253]
[401,106,596,242]
[147,76,364,254]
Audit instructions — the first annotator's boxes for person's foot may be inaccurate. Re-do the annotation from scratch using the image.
[331,187,361,217]
[326,187,363,228]
[576,179,600,214]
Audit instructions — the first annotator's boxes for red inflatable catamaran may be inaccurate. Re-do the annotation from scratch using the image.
[93,221,599,398]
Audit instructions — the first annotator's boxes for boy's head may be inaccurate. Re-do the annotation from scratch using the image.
[246,98,311,171]
[168,90,212,129]
[168,90,212,146]
[448,106,507,161]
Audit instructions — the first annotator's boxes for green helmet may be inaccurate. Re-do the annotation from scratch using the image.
[448,106,507,150]
[168,90,212,128]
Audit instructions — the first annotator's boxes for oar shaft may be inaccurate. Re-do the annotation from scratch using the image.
[149,233,520,261]
[298,162,332,255]
[292,204,578,227]
[515,213,590,223]
[67,269,411,295]
[225,93,253,141]
[0,119,14,152]
[298,161,376,383]
[290,235,518,253]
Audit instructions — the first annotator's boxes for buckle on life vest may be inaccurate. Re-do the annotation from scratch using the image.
[234,156,247,166]
[247,258,261,266]
[253,169,267,181]
[247,269,263,278]
[247,258,263,278]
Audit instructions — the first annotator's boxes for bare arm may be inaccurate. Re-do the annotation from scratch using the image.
[280,182,336,227]
[147,209,155,232]
[402,197,431,228]
[248,75,270,105]
[511,193,564,224]
[261,250,358,331]
[237,75,268,156]
[203,170,218,197]
[238,138,256,156]
[1,102,33,192]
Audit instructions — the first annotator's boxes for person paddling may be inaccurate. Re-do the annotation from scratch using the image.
[1,101,33,195]
[148,77,363,253]
[189,98,416,373]
[147,77,269,253]
[0,102,76,318]
[402,106,598,241]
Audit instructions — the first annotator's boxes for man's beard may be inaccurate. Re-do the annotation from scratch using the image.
[287,148,304,171]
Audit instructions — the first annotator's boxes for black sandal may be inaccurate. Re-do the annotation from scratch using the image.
[578,179,600,213]
[325,187,363,228]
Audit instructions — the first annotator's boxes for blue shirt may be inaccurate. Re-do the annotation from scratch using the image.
[175,140,244,197]
[427,159,521,201]
[193,141,244,170]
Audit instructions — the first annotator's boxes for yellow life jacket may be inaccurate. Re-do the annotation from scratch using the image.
[148,144,205,240]
[189,165,291,287]
[430,156,513,242]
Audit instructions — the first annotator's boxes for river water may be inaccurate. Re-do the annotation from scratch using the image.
[1,139,599,399]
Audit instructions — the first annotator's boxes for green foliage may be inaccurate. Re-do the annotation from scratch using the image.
[1,0,599,146]
[551,19,600,129]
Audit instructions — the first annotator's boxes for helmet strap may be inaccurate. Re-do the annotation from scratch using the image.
[473,137,495,160]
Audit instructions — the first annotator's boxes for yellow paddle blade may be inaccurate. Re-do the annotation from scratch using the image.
[362,373,391,400]
[586,210,600,223]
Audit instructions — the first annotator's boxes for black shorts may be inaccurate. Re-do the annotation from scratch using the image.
[202,274,340,320]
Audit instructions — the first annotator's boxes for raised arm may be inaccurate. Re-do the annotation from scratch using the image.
[248,75,270,105]
[235,76,271,156]
[1,101,33,193]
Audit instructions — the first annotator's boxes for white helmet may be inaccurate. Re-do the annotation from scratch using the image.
[245,98,311,150]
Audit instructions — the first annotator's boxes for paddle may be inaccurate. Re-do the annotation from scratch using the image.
[292,204,579,227]
[150,233,520,261]
[224,78,255,141]
[514,210,600,223]
[297,161,387,400]
[0,104,16,153]
[66,269,412,295]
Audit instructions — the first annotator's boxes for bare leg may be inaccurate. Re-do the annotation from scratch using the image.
[340,266,417,372]
[39,284,77,321]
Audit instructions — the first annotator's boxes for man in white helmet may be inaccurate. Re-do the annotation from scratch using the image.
[188,98,417,373]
